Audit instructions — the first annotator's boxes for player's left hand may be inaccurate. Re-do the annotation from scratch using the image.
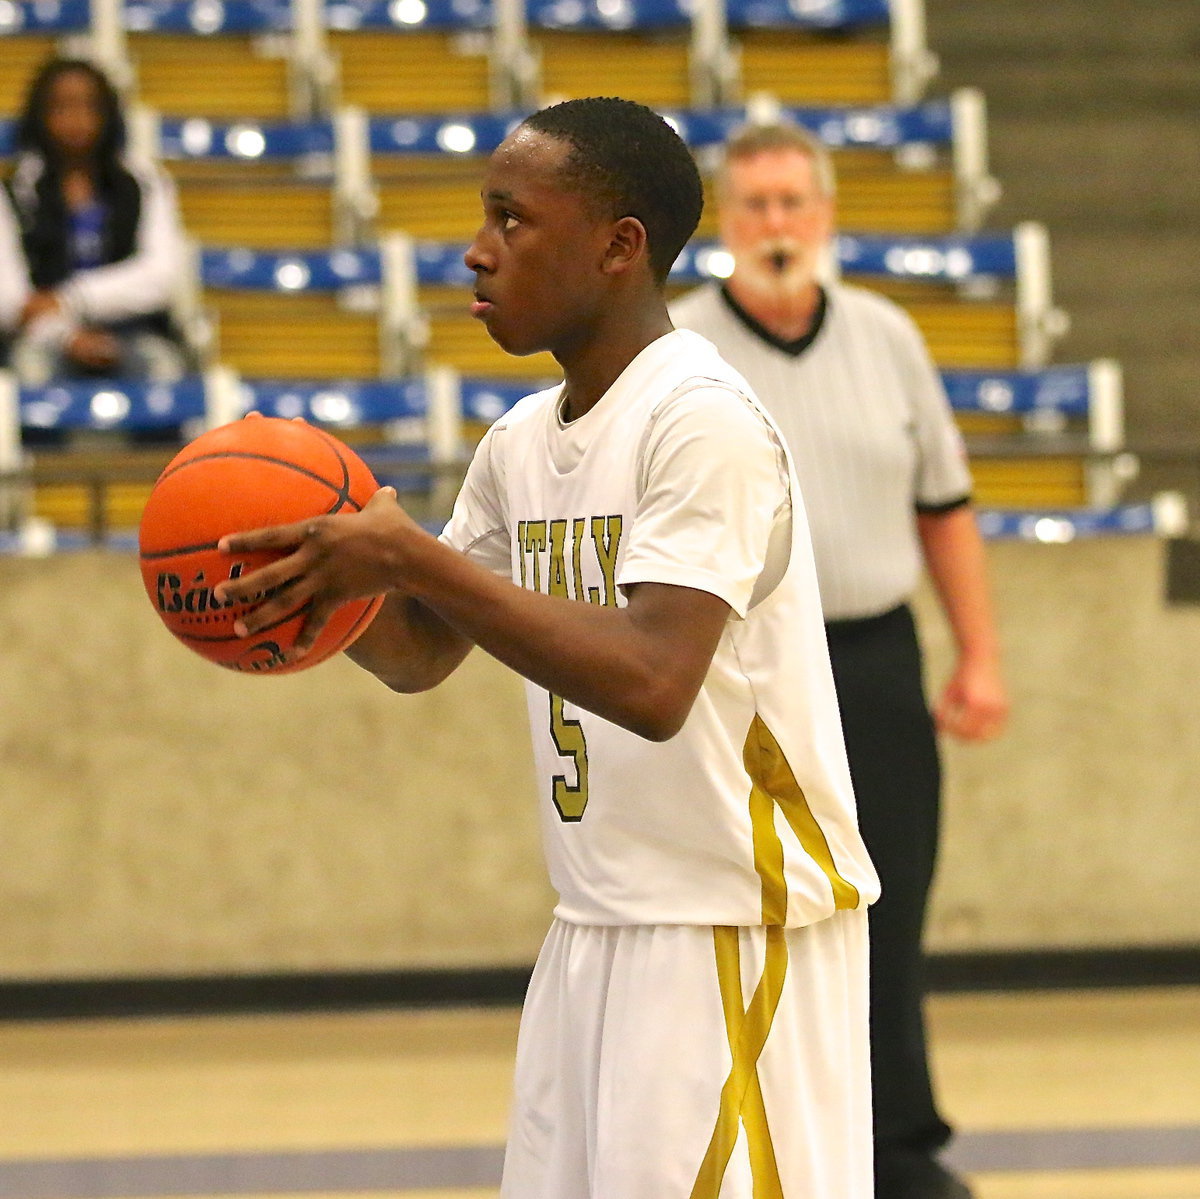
[935,657,1008,742]
[213,486,422,659]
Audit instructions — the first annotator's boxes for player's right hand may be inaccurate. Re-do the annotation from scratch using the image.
[213,486,427,660]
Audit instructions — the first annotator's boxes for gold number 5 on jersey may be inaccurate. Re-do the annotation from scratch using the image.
[549,693,589,821]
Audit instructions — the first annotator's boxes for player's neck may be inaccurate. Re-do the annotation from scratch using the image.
[725,276,822,343]
[558,304,674,422]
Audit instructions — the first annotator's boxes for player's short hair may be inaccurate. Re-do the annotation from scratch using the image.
[717,121,837,199]
[521,97,704,285]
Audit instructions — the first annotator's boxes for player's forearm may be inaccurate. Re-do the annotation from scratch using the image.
[343,591,474,693]
[404,536,723,741]
[916,507,1001,666]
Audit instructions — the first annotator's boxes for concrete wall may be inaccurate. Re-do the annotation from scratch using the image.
[917,536,1200,951]
[1,536,1198,980]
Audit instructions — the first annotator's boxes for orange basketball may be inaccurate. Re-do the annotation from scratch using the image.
[138,415,384,675]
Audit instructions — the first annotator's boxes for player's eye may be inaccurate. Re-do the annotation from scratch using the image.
[499,210,520,231]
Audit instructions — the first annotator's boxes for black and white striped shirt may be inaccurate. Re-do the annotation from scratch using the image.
[670,281,971,621]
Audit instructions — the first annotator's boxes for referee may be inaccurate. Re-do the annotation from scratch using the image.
[671,122,1009,1199]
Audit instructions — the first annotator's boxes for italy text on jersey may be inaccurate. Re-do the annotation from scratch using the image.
[516,516,623,607]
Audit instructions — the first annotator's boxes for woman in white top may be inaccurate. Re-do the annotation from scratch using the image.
[0,57,189,387]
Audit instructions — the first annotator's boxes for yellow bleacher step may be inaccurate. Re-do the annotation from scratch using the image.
[178,184,335,249]
[130,35,291,119]
[969,459,1090,508]
[207,291,382,377]
[24,447,172,534]
[735,35,892,105]
[25,443,1092,534]
[203,281,1017,377]
[164,159,301,184]
[694,171,957,238]
[0,37,58,117]
[904,302,1020,369]
[377,170,487,241]
[331,30,492,112]
[373,164,959,242]
[32,481,157,532]
[533,31,692,108]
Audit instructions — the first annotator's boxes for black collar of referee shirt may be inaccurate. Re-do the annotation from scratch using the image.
[719,282,828,358]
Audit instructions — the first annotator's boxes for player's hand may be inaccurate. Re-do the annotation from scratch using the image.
[213,486,419,659]
[934,657,1008,742]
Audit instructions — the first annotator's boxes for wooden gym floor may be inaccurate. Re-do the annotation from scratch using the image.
[1,986,1198,1199]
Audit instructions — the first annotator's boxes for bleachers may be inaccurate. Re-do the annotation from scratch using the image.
[143,115,341,247]
[0,0,1164,543]
[358,94,997,242]
[0,367,1173,544]
[121,92,994,255]
[185,226,1057,384]
[530,0,697,110]
[727,0,936,107]
[124,0,300,119]
[199,246,394,378]
[393,226,1061,377]
[943,361,1130,509]
[0,374,216,534]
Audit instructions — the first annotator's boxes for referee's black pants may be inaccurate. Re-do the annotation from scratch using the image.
[825,603,953,1161]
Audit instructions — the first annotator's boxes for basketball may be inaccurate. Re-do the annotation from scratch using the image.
[137,415,385,675]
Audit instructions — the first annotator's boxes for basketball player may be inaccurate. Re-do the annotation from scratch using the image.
[670,122,1008,1199]
[215,98,880,1199]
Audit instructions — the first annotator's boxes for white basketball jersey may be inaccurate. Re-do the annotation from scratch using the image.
[442,330,879,927]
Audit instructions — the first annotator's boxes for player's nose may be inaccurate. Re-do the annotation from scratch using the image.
[464,229,495,274]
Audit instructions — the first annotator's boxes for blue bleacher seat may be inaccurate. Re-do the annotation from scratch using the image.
[191,230,1031,294]
[199,245,383,288]
[0,367,1185,552]
[528,0,690,31]
[724,0,889,30]
[124,0,292,34]
[158,116,336,162]
[323,0,492,31]
[975,502,1181,543]
[359,100,957,157]
[16,377,210,433]
[0,0,91,34]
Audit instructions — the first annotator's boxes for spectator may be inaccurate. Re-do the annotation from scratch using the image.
[671,121,1009,1199]
[0,57,190,386]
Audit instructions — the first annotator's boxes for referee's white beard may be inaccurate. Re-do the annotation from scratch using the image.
[736,239,815,300]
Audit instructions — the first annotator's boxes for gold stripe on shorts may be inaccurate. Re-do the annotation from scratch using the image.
[690,926,789,1199]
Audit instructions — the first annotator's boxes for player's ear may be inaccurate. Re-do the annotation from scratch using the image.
[602,215,649,276]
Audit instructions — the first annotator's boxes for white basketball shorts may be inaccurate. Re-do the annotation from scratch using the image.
[500,908,871,1199]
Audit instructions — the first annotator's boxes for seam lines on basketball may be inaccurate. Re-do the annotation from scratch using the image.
[156,450,363,512]
[140,538,223,561]
[308,423,354,504]
[174,597,315,643]
[288,594,381,670]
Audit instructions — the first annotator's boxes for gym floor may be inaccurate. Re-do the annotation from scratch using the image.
[1,986,1198,1199]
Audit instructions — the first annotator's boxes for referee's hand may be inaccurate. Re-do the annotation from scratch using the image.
[935,658,1008,742]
